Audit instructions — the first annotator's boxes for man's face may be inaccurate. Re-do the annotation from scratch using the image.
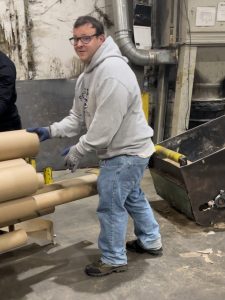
[73,23,105,64]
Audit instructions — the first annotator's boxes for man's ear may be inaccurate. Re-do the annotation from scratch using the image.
[99,34,106,43]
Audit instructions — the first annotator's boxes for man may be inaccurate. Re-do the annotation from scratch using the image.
[28,16,162,277]
[0,51,22,131]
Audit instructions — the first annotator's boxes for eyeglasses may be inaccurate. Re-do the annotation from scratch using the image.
[69,34,98,46]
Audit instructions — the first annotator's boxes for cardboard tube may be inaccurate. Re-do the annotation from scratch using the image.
[16,219,54,244]
[36,173,97,194]
[37,173,45,189]
[0,174,98,227]
[0,229,28,253]
[0,130,39,161]
[34,178,97,209]
[0,204,55,228]
[18,207,55,224]
[0,164,40,202]
[0,197,38,226]
[0,158,26,169]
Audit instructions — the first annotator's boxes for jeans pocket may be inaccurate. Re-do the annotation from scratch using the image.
[103,156,128,168]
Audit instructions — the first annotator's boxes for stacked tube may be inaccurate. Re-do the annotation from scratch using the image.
[0,130,98,254]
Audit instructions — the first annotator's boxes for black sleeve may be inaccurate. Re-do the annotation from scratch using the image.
[0,62,16,116]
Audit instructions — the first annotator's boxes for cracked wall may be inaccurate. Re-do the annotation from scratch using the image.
[0,0,29,79]
[0,0,113,80]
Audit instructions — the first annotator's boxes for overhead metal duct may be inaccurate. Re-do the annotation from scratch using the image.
[112,0,177,66]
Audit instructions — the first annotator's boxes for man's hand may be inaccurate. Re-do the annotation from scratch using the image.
[62,145,83,172]
[27,127,50,142]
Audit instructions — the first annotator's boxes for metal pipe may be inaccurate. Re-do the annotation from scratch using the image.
[112,0,177,66]
[153,65,169,142]
[155,145,187,166]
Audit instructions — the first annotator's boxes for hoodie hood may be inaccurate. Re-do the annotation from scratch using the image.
[84,36,128,73]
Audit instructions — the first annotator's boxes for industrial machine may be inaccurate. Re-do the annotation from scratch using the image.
[112,0,225,141]
[153,0,225,139]
[150,115,225,226]
[113,0,225,225]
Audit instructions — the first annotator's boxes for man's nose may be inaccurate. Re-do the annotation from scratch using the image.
[76,39,83,47]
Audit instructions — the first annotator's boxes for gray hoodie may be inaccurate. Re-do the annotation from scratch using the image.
[50,36,155,159]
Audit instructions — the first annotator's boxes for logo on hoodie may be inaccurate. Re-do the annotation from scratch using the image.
[79,88,89,109]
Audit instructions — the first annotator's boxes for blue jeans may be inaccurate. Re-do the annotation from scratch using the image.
[97,155,161,266]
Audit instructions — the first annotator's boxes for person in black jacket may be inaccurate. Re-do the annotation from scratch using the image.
[0,51,22,131]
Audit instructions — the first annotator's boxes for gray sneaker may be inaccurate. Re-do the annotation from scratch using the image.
[85,260,128,277]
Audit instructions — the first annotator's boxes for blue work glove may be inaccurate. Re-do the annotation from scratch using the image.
[62,145,83,173]
[27,127,50,142]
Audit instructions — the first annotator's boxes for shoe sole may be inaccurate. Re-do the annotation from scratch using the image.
[85,266,128,277]
[126,246,163,256]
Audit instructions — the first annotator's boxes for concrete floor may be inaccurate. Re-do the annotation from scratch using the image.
[1,169,225,300]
